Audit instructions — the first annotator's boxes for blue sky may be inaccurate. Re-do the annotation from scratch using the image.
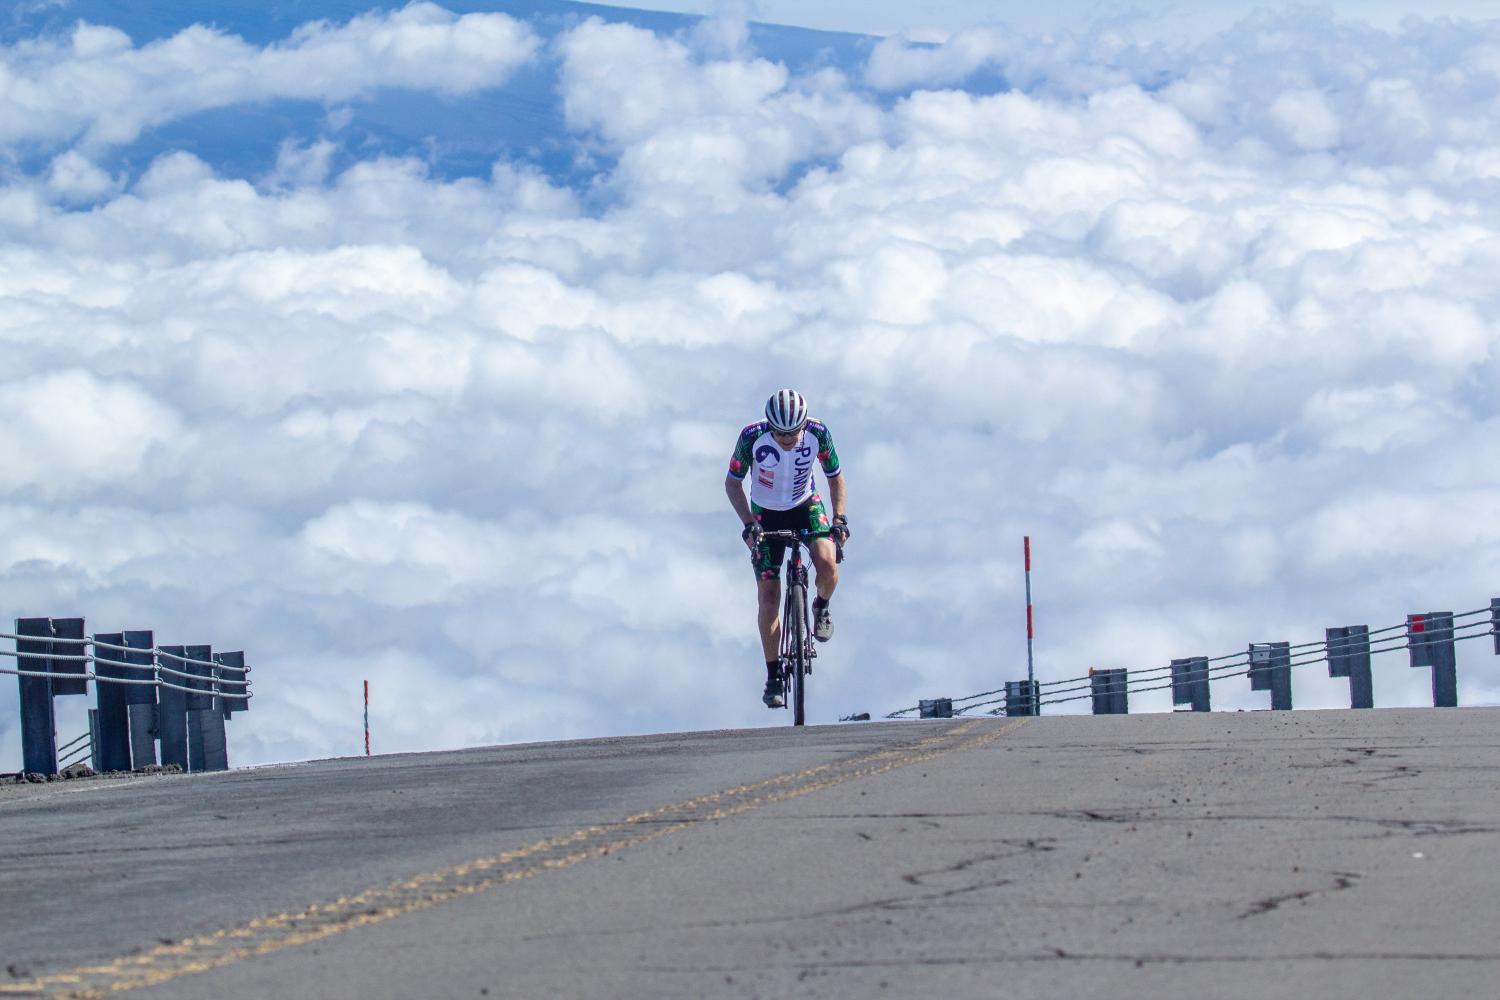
[586,0,1500,36]
[3,0,1500,769]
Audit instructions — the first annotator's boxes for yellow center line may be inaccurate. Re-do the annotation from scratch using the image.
[2,718,1028,999]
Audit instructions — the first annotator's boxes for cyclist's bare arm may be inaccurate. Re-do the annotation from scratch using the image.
[827,473,847,521]
[726,474,754,526]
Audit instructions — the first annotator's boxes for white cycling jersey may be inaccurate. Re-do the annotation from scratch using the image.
[727,419,842,511]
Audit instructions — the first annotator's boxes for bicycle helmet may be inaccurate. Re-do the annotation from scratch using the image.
[764,389,808,433]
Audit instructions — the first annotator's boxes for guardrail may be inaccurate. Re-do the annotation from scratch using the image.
[4,617,251,777]
[889,600,1498,719]
[57,728,92,771]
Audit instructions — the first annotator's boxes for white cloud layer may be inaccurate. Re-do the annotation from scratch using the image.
[4,4,1500,769]
[0,2,539,149]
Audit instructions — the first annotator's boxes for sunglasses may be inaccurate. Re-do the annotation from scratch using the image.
[772,426,805,439]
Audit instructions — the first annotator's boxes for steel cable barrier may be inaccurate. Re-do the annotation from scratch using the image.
[887,600,1498,719]
[4,618,250,777]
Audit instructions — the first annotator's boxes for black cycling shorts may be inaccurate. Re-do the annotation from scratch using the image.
[751,496,831,580]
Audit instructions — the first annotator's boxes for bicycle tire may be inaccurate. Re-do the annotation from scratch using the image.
[786,583,808,726]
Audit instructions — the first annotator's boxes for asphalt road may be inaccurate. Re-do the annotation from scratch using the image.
[3,708,1499,999]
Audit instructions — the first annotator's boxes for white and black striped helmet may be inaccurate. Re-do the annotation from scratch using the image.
[764,389,808,432]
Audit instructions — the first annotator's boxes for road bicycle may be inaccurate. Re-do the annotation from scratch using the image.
[757,529,843,726]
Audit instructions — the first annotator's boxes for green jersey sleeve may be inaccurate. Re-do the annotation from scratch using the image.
[808,420,840,476]
[727,421,762,479]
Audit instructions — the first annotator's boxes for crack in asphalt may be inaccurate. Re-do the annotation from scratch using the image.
[640,950,1500,972]
[1239,872,1361,919]
[899,845,1052,886]
[807,878,1015,918]
[763,812,990,819]
[1043,810,1497,836]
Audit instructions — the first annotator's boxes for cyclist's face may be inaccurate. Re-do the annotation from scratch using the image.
[772,427,803,448]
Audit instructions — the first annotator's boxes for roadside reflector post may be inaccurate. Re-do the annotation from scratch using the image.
[1171,656,1211,713]
[1023,536,1035,704]
[1089,668,1128,715]
[1408,612,1457,708]
[1248,642,1293,711]
[364,679,371,756]
[1326,626,1374,709]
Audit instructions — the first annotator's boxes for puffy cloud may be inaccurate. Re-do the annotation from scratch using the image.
[5,5,1500,770]
[865,13,1500,169]
[558,18,882,207]
[0,371,183,499]
[1269,88,1342,151]
[0,3,539,149]
[45,150,119,201]
[294,500,517,607]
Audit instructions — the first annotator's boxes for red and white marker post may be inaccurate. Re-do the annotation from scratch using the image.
[1024,536,1036,713]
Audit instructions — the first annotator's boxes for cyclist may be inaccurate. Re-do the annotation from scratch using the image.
[725,389,850,708]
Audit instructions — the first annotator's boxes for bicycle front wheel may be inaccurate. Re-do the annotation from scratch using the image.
[785,584,808,726]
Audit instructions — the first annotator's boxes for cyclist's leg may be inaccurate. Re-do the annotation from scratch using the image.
[787,496,837,642]
[758,570,784,706]
[757,577,781,660]
[751,515,785,661]
[802,496,839,602]
[810,537,839,602]
[750,508,788,706]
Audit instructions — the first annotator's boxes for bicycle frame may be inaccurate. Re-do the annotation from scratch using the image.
[757,529,842,727]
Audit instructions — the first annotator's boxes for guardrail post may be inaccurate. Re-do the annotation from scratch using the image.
[1171,656,1210,712]
[15,617,89,776]
[185,645,213,712]
[16,618,59,775]
[1491,598,1499,655]
[203,653,233,770]
[1090,669,1127,714]
[87,708,100,769]
[1326,626,1373,708]
[1248,642,1293,710]
[50,619,88,696]
[1090,670,1109,714]
[1005,679,1039,716]
[1408,612,1457,708]
[214,651,246,718]
[209,650,245,771]
[53,618,90,772]
[123,630,157,769]
[184,644,216,773]
[93,631,133,773]
[157,644,189,770]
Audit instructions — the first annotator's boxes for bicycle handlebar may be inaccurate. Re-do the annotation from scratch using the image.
[753,528,845,564]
